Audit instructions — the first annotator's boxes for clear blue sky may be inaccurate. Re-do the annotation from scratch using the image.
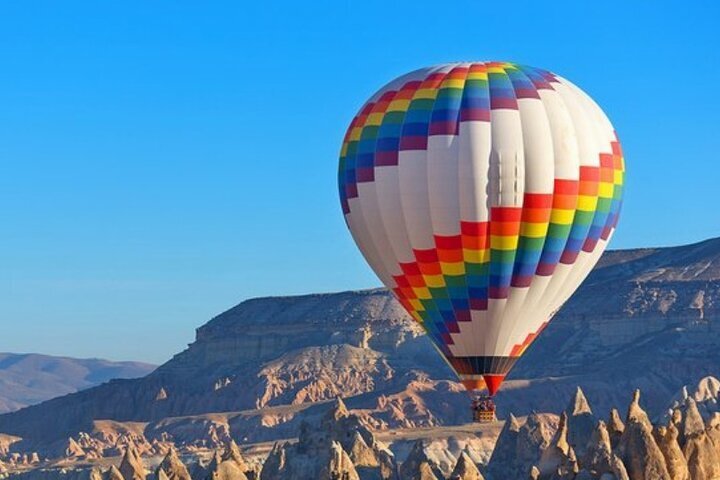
[0,1,717,363]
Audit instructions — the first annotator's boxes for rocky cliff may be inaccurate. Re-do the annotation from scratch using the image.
[1,237,719,450]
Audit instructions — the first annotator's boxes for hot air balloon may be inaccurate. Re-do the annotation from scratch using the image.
[338,62,624,419]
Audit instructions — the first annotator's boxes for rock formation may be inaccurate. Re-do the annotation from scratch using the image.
[156,448,191,480]
[398,441,444,480]
[119,444,147,480]
[608,409,625,449]
[448,452,483,480]
[566,388,596,459]
[107,466,125,480]
[3,238,720,451]
[678,398,720,480]
[616,390,671,480]
[486,413,554,479]
[259,398,396,480]
[654,424,689,480]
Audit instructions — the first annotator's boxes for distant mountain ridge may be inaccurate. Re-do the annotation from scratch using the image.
[0,236,718,447]
[0,353,156,413]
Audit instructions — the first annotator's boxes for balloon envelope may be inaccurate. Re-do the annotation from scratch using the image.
[338,62,624,395]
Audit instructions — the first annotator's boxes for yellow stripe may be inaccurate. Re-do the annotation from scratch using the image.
[487,66,505,73]
[520,222,549,238]
[550,209,575,224]
[349,127,363,141]
[412,287,431,300]
[614,170,623,185]
[340,143,348,157]
[463,249,489,263]
[576,195,598,212]
[415,88,439,100]
[467,72,488,80]
[388,99,410,111]
[409,299,424,311]
[423,275,445,288]
[440,262,464,276]
[441,79,465,89]
[366,112,384,126]
[410,311,423,322]
[490,235,519,250]
[599,182,614,198]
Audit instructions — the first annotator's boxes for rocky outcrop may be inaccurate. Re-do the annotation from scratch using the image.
[678,398,720,480]
[486,413,554,479]
[485,386,720,480]
[119,445,146,480]
[448,452,483,480]
[537,413,575,478]
[3,238,720,450]
[107,466,125,480]
[259,399,396,480]
[565,388,596,459]
[156,448,191,480]
[398,441,444,480]
[654,424,689,480]
[616,390,670,480]
[608,409,625,449]
[203,441,256,480]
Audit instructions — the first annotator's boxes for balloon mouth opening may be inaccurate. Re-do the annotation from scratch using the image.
[461,374,506,396]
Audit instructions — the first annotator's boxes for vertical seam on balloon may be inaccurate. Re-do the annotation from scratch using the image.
[502,64,554,358]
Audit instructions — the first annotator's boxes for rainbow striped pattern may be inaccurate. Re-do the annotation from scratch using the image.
[339,62,624,388]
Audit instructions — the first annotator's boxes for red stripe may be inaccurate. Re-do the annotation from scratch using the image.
[554,179,579,195]
[523,193,553,208]
[491,207,522,222]
[579,166,600,181]
[461,221,489,236]
[435,235,463,249]
[415,249,439,263]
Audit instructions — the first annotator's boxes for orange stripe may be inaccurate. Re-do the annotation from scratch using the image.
[437,249,464,262]
[578,181,599,196]
[521,208,552,223]
[418,262,442,275]
[552,193,578,210]
[490,222,521,236]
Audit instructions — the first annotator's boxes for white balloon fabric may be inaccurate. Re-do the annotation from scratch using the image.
[338,62,624,395]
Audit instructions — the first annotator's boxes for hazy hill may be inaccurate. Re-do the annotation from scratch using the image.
[0,237,718,446]
[0,353,156,413]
